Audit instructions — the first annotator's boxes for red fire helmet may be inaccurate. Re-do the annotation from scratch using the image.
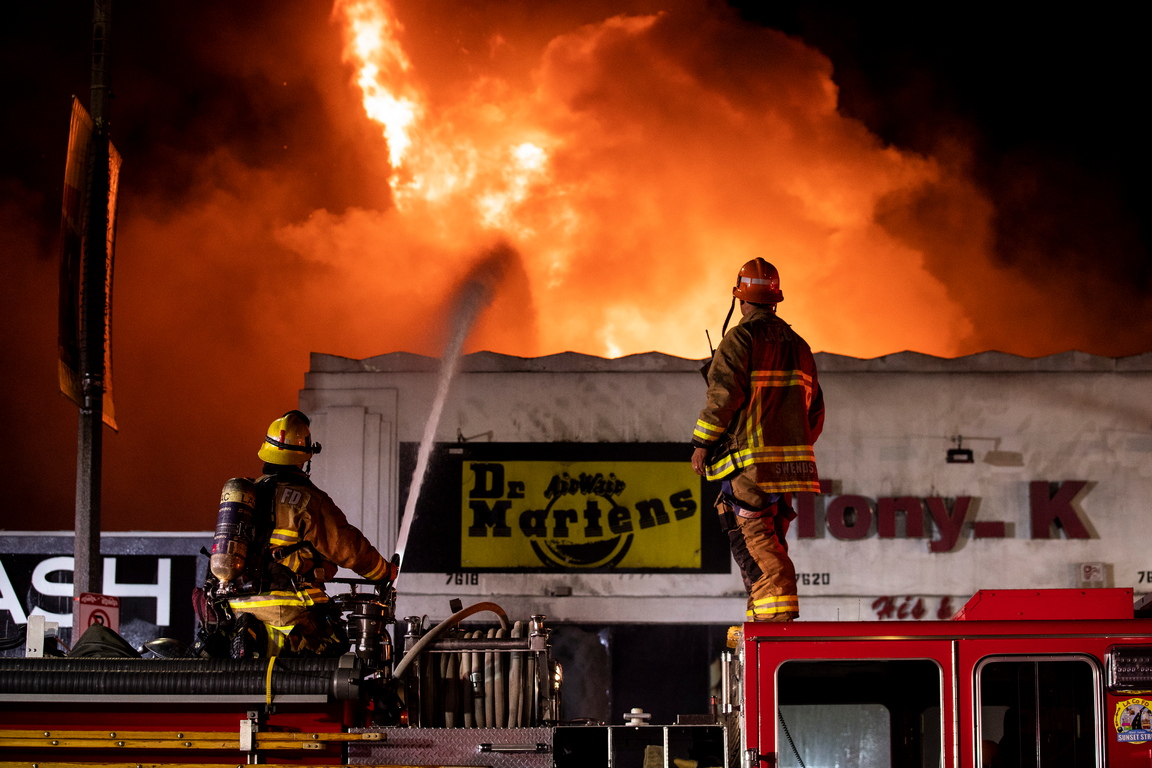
[732,258,783,304]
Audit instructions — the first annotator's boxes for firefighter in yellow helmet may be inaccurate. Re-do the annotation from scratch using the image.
[691,259,824,622]
[227,410,397,657]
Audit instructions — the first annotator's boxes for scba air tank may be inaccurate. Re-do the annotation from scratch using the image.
[209,477,259,584]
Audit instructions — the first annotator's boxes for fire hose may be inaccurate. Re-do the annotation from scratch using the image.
[0,655,362,701]
[392,601,509,680]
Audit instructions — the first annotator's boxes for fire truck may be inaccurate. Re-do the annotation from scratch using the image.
[1,586,1150,767]
[746,588,1152,768]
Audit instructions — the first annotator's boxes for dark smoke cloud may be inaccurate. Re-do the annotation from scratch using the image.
[0,1,528,531]
[739,3,1150,356]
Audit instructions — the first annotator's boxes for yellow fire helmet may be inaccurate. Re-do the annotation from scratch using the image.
[258,410,323,466]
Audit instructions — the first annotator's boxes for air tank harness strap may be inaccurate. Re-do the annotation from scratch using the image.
[270,540,310,563]
[718,480,781,520]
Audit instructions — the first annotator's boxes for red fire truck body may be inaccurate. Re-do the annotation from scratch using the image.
[745,588,1152,768]
[2,588,1151,767]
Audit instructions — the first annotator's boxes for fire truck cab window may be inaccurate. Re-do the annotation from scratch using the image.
[976,656,1100,768]
[777,659,942,768]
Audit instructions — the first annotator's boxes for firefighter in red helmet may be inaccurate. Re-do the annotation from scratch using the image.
[225,410,397,657]
[691,259,824,622]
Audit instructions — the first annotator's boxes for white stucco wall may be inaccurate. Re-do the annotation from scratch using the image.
[299,349,1152,624]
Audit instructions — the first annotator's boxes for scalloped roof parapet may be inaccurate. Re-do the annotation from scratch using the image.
[310,350,1152,374]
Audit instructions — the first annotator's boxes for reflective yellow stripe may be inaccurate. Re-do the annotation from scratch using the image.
[746,606,798,619]
[233,590,304,600]
[229,585,329,612]
[704,452,738,481]
[742,446,816,461]
[751,606,797,618]
[267,626,289,655]
[752,594,798,607]
[751,595,799,616]
[693,418,725,443]
[704,444,819,489]
[269,528,298,546]
[747,370,816,438]
[301,587,328,605]
[363,559,389,581]
[230,593,309,610]
[280,552,303,571]
[750,370,813,387]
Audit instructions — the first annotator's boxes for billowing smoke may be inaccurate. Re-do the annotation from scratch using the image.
[0,0,1144,531]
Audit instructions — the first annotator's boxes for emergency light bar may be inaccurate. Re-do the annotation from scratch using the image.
[1107,644,1152,692]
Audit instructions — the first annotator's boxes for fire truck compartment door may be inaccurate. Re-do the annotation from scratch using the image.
[958,637,1115,768]
[750,638,955,768]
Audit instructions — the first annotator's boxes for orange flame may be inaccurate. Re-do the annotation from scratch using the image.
[316,1,1014,361]
[335,0,421,171]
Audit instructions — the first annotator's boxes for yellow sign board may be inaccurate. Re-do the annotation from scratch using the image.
[461,461,701,569]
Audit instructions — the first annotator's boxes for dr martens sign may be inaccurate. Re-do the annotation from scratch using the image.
[463,461,701,569]
[797,480,1091,553]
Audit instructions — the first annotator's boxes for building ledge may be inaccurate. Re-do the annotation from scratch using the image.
[310,349,1152,374]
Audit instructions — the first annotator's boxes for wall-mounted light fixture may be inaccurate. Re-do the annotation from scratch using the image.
[947,435,974,464]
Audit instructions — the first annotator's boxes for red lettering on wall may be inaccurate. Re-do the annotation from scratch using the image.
[971,521,1006,538]
[871,596,896,619]
[926,497,971,552]
[1029,481,1090,539]
[790,481,1091,548]
[795,491,816,538]
[898,597,926,620]
[872,595,955,621]
[794,480,832,538]
[827,495,873,540]
[877,497,925,538]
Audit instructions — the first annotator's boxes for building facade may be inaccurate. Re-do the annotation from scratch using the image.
[298,349,1152,625]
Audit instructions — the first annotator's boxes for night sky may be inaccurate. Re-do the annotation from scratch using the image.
[1,1,1146,533]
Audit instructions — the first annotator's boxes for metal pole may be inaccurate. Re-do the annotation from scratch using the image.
[73,0,112,619]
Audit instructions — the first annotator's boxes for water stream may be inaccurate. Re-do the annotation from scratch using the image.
[393,247,511,575]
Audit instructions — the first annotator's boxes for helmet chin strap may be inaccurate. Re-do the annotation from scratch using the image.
[721,296,736,337]
[263,436,322,455]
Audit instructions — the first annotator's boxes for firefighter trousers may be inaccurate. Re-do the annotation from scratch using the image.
[717,475,799,622]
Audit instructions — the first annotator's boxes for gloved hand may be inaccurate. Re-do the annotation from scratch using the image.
[383,552,401,584]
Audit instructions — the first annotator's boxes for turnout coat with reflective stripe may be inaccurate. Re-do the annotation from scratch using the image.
[693,307,824,492]
[229,469,390,628]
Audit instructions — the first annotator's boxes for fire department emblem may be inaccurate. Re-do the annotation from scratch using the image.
[1115,698,1152,743]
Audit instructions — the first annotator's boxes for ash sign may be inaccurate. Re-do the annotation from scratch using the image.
[0,534,205,648]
